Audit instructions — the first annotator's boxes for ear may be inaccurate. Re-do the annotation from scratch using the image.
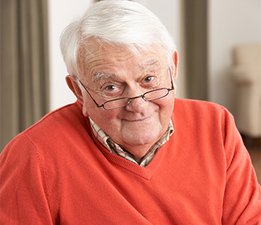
[66,75,84,103]
[171,51,179,80]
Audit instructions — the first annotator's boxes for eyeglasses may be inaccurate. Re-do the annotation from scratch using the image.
[78,68,174,110]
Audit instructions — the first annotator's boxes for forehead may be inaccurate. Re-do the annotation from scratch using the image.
[77,39,168,76]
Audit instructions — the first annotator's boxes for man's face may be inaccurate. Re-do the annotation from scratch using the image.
[76,41,178,157]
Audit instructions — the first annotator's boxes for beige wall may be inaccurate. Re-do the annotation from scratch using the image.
[48,0,91,110]
[208,0,261,113]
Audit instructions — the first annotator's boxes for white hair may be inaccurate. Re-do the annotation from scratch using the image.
[60,0,176,76]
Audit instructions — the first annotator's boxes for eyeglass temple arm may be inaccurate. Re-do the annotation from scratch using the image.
[78,79,104,108]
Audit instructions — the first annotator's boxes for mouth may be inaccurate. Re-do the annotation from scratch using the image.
[123,116,152,122]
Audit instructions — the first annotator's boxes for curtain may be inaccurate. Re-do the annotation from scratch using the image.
[184,0,208,100]
[0,0,49,150]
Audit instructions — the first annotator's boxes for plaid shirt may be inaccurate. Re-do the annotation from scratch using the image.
[89,118,174,167]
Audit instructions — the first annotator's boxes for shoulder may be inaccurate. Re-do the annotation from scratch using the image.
[1,102,89,157]
[174,98,227,113]
[173,98,231,122]
[172,98,237,148]
[26,102,84,133]
[172,98,243,158]
[25,102,87,139]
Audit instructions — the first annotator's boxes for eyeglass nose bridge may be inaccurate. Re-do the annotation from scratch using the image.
[127,93,147,105]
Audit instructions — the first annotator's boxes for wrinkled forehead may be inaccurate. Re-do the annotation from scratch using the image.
[76,38,169,76]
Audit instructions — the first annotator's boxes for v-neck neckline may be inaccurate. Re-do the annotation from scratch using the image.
[83,112,175,180]
[92,133,173,180]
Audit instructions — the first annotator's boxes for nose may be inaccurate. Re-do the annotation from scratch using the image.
[125,94,148,112]
[127,93,145,104]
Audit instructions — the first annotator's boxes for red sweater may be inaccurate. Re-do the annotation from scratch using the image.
[1,99,260,225]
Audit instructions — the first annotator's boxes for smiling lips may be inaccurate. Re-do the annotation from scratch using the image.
[123,116,152,122]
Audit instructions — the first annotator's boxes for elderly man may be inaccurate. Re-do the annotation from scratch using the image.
[1,1,260,224]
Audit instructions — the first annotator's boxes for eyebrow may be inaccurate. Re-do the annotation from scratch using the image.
[92,72,118,82]
[91,59,160,82]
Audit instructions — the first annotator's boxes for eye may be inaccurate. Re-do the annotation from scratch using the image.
[143,75,155,83]
[142,75,160,89]
[100,83,123,97]
[104,84,117,92]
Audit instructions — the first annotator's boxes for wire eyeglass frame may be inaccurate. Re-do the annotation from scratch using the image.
[78,67,174,110]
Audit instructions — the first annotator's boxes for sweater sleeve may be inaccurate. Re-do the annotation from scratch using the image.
[0,134,54,225]
[221,109,261,224]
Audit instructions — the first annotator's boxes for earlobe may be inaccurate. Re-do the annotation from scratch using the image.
[65,75,84,103]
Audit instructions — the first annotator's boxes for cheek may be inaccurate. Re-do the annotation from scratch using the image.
[86,104,121,131]
[89,108,118,122]
[158,94,175,118]
[95,112,122,138]
[82,93,121,120]
[156,97,175,131]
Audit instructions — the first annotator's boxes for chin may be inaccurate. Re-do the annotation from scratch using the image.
[121,129,161,147]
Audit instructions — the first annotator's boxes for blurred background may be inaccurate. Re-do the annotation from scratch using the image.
[0,0,260,180]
